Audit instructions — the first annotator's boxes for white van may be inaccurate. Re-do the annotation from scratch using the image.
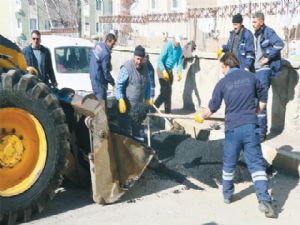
[42,35,94,92]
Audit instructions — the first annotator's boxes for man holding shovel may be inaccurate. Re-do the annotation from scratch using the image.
[195,53,275,218]
[116,45,152,141]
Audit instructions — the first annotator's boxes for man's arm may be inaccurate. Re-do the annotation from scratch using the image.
[208,81,224,114]
[101,55,115,85]
[264,29,284,62]
[115,66,129,100]
[244,31,255,70]
[157,43,169,71]
[44,48,57,86]
[255,78,267,114]
[176,47,183,74]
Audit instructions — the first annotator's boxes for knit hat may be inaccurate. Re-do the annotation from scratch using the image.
[232,13,243,23]
[134,45,145,57]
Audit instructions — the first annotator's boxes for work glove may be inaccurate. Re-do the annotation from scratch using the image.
[146,98,153,105]
[177,72,182,82]
[194,112,204,124]
[26,66,38,76]
[163,70,169,81]
[118,98,127,113]
[216,47,223,59]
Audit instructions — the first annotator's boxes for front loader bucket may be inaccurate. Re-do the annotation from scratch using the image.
[71,95,154,204]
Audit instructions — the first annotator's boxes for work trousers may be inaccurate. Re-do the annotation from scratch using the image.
[255,68,271,137]
[223,124,271,202]
[118,100,145,141]
[154,70,173,114]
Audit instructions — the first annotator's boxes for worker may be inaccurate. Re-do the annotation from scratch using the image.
[89,33,117,100]
[195,53,275,218]
[154,35,183,114]
[217,13,255,72]
[252,12,284,141]
[144,54,155,99]
[116,45,152,141]
[22,30,57,87]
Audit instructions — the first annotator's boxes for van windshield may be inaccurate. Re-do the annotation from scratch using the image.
[54,47,91,73]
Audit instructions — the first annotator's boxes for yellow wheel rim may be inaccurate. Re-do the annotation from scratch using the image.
[0,108,47,197]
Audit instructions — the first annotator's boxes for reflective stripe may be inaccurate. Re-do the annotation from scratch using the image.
[251,171,267,182]
[274,45,283,49]
[133,136,144,142]
[256,67,271,72]
[258,114,266,118]
[246,55,255,59]
[222,170,234,181]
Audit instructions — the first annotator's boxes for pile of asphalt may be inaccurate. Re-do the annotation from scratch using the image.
[150,132,252,188]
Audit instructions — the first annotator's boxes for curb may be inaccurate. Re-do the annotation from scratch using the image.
[262,143,300,177]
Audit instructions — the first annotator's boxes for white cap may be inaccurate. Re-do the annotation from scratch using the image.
[174,34,182,43]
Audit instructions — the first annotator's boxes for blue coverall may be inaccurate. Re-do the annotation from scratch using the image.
[222,26,255,71]
[254,25,284,138]
[208,67,271,202]
[89,42,115,100]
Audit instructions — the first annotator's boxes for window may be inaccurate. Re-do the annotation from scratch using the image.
[44,20,51,30]
[30,18,37,30]
[17,18,22,29]
[55,47,92,73]
[150,0,159,11]
[28,0,35,6]
[96,0,102,11]
[85,22,90,32]
[171,0,181,10]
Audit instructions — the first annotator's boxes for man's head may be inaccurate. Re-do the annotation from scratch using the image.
[232,13,243,33]
[105,33,117,49]
[219,53,240,75]
[252,12,265,31]
[133,45,145,69]
[31,30,41,49]
[173,35,182,48]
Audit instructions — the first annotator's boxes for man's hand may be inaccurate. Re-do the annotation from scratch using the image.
[177,72,182,82]
[260,57,269,66]
[146,98,153,105]
[118,99,127,113]
[216,47,223,59]
[163,70,170,81]
[26,66,38,76]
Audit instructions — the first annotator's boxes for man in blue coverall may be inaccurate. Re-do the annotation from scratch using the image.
[252,12,284,141]
[218,13,255,72]
[116,45,152,141]
[89,33,117,100]
[195,53,275,218]
[154,35,183,114]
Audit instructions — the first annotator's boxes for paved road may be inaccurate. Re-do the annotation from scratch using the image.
[22,133,300,225]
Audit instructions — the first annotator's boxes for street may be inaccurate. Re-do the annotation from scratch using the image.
[22,133,300,225]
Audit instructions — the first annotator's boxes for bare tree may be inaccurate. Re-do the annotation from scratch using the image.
[38,0,81,28]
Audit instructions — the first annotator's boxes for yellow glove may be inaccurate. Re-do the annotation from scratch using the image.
[177,72,182,82]
[163,70,169,81]
[118,99,126,113]
[194,112,204,124]
[216,47,223,59]
[146,98,153,105]
[26,66,38,76]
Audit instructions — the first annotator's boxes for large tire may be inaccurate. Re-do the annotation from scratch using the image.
[0,70,70,225]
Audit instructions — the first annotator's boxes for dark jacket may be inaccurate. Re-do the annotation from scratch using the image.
[22,44,57,86]
[223,27,255,71]
[209,68,267,131]
[254,25,284,77]
[89,42,115,100]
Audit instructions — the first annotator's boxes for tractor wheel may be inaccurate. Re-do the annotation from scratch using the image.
[0,70,70,225]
